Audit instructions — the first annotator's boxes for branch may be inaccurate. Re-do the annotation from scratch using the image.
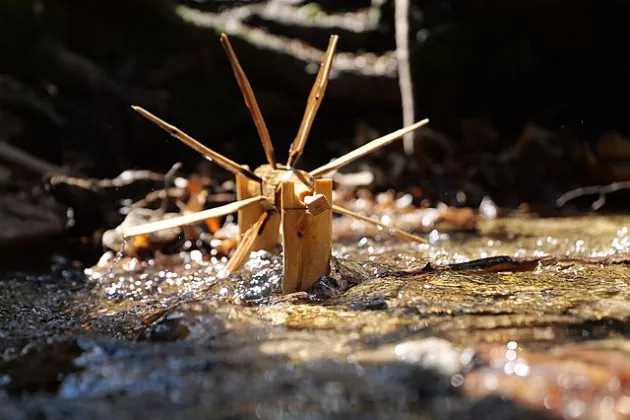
[0,141,72,175]
[556,181,630,210]
[395,0,415,155]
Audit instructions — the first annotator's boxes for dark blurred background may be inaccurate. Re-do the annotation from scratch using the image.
[1,0,630,210]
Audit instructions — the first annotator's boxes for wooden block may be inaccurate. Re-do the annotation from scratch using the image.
[236,171,261,232]
[236,172,279,250]
[281,179,333,294]
[303,193,331,216]
[255,211,280,251]
[313,179,333,284]
[314,178,333,255]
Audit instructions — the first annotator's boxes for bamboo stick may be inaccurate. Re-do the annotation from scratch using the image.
[225,211,269,273]
[220,33,277,169]
[309,118,429,178]
[332,204,426,243]
[286,35,339,168]
[131,106,261,182]
[123,195,264,238]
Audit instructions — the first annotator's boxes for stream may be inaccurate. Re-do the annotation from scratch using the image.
[1,214,629,419]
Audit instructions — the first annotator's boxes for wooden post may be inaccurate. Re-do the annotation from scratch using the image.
[281,179,333,294]
[236,171,280,250]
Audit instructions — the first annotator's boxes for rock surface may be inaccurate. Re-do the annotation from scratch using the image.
[1,214,629,419]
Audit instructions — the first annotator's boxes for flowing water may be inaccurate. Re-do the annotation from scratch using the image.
[1,214,629,419]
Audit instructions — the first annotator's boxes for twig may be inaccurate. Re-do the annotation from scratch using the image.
[121,187,184,214]
[176,6,397,78]
[395,0,415,155]
[48,169,171,190]
[160,162,182,214]
[556,181,630,210]
[0,141,72,175]
[0,76,65,126]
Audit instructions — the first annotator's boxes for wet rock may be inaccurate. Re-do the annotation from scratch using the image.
[3,214,630,418]
[101,208,182,254]
[0,340,84,396]
[349,295,389,311]
[352,337,462,378]
[465,340,630,420]
[147,311,191,342]
[447,395,556,420]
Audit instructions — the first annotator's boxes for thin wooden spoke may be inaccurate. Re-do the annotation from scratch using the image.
[332,204,427,243]
[123,196,265,238]
[225,210,269,273]
[286,35,339,168]
[309,118,429,178]
[132,106,261,182]
[220,33,276,168]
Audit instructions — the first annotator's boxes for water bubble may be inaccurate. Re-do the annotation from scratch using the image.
[479,196,497,219]
[564,399,586,419]
[450,373,464,387]
[513,362,530,377]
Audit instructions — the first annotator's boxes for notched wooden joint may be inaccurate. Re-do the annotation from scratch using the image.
[303,193,331,216]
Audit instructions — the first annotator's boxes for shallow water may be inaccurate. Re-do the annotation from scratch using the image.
[1,214,629,419]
